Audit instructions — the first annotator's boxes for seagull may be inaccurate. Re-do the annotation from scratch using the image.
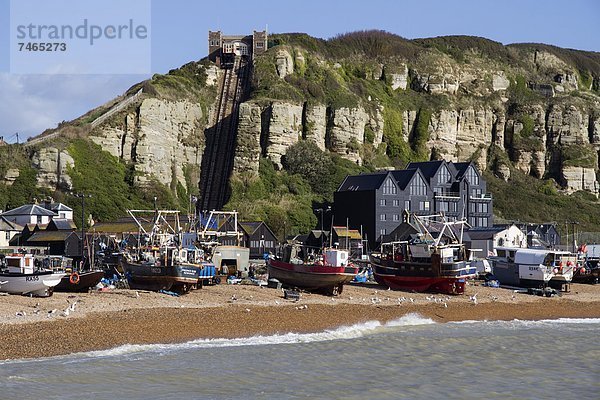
[444,302,448,308]
[409,298,414,303]
[469,294,478,305]
[69,301,77,312]
[15,311,25,317]
[387,287,391,291]
[61,308,70,317]
[136,291,140,298]
[275,301,280,305]
[231,294,237,301]
[245,308,251,313]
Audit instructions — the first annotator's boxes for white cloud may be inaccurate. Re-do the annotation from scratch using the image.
[0,73,149,141]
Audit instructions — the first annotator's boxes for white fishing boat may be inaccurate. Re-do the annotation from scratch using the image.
[490,247,575,289]
[0,254,66,297]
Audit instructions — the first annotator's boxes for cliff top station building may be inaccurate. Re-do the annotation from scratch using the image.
[208,30,268,67]
[334,160,493,249]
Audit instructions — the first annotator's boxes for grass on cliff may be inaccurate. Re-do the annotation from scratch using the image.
[225,142,369,239]
[486,169,600,233]
[65,139,191,225]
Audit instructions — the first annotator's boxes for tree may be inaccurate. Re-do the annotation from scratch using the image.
[282,141,335,198]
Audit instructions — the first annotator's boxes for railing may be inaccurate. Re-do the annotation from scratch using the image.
[470,193,493,200]
[91,88,143,128]
[434,192,460,199]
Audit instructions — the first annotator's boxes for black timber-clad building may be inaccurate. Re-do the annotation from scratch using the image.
[334,160,493,249]
[218,221,278,259]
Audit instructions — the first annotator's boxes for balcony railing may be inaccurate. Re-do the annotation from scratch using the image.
[434,192,460,199]
[470,193,493,200]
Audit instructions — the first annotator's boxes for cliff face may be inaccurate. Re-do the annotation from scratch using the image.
[89,97,205,188]
[8,33,600,219]
[235,36,600,197]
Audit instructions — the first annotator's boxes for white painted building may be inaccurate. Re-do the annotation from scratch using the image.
[0,204,57,226]
[0,216,23,247]
[43,202,73,220]
[466,224,527,257]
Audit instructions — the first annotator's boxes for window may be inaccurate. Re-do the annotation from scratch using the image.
[466,166,480,186]
[438,201,449,212]
[380,199,386,206]
[255,42,264,48]
[437,165,451,184]
[5,232,10,240]
[393,199,400,207]
[404,200,411,211]
[469,217,476,226]
[210,39,220,46]
[419,201,430,211]
[380,229,387,236]
[393,214,400,222]
[380,214,386,221]
[477,203,488,213]
[478,218,488,227]
[382,178,397,195]
[409,176,427,196]
[37,215,42,223]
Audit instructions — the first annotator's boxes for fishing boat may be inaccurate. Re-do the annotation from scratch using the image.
[121,245,200,292]
[267,245,358,295]
[42,256,105,293]
[0,253,66,297]
[119,209,209,293]
[369,213,476,294]
[490,247,575,289]
[573,244,600,284]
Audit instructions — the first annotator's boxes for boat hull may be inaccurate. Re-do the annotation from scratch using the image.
[370,257,476,295]
[121,260,199,292]
[54,271,105,292]
[0,271,66,296]
[267,259,357,294]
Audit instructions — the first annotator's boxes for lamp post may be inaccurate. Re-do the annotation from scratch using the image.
[72,193,91,270]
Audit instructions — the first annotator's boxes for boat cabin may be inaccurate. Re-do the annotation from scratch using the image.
[5,254,35,274]
[322,249,349,267]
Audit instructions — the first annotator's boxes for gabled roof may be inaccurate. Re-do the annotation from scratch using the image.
[48,218,77,231]
[0,216,23,231]
[26,230,79,243]
[467,230,500,240]
[332,226,362,240]
[532,224,557,235]
[337,172,388,192]
[1,204,57,217]
[390,168,420,190]
[238,221,262,236]
[46,203,73,212]
[453,162,473,180]
[406,161,446,181]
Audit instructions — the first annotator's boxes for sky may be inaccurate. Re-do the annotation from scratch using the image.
[1,0,600,140]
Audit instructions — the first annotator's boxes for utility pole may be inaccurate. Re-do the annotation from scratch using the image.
[72,193,91,270]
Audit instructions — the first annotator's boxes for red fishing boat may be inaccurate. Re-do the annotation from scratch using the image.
[370,213,476,294]
[268,246,358,295]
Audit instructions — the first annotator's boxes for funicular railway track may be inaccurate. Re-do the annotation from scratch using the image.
[199,56,249,213]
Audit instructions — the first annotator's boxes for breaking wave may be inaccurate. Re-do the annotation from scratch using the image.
[79,312,435,359]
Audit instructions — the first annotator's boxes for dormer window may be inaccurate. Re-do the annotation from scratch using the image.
[382,178,397,195]
[466,166,479,185]
[437,165,451,184]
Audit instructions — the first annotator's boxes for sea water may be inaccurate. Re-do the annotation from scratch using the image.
[1,314,598,400]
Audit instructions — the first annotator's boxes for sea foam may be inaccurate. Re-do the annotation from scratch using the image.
[76,312,436,359]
